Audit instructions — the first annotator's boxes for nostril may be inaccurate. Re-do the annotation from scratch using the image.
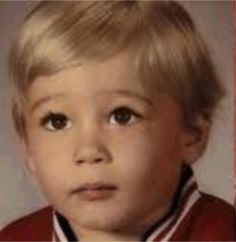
[76,159,84,165]
[75,157,104,165]
[94,157,103,163]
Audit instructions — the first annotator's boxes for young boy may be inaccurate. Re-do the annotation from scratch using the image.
[0,1,234,241]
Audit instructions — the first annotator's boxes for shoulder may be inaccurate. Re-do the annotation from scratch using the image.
[194,193,234,225]
[197,192,234,213]
[0,206,53,241]
[179,193,235,241]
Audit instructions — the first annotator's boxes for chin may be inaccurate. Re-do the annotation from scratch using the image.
[79,216,121,231]
[70,203,138,232]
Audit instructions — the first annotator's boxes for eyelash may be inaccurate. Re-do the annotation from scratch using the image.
[39,106,143,131]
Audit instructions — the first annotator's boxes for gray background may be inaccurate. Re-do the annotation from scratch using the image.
[0,1,234,228]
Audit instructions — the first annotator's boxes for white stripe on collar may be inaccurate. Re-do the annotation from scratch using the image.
[146,177,200,241]
[161,191,200,241]
[53,213,68,242]
[53,170,200,242]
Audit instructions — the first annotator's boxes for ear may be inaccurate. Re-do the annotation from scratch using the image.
[25,154,37,174]
[182,116,211,165]
[20,138,37,174]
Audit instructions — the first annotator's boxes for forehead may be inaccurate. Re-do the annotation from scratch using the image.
[28,51,154,102]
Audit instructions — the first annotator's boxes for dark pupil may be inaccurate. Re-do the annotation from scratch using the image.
[113,108,131,124]
[51,114,67,129]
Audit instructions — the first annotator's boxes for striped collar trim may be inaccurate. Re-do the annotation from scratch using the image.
[145,176,200,241]
[52,167,201,242]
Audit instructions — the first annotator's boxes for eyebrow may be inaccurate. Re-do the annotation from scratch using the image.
[30,93,67,113]
[30,89,153,113]
[101,89,153,106]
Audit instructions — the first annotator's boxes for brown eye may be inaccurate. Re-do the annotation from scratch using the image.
[109,107,141,125]
[40,112,72,131]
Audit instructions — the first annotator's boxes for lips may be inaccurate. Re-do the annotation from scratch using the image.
[72,182,118,201]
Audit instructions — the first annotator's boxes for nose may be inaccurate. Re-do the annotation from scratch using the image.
[73,125,112,165]
[75,145,111,165]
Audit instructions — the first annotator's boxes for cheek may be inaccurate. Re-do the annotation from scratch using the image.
[110,121,183,189]
[112,121,183,167]
[27,128,73,165]
[26,131,75,196]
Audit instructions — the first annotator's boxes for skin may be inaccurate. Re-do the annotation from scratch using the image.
[23,51,207,241]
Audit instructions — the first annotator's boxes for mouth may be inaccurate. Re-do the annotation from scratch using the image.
[72,182,118,201]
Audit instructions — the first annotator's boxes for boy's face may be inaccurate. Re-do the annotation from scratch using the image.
[24,52,196,234]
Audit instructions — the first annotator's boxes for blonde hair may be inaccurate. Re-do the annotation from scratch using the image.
[9,0,224,137]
